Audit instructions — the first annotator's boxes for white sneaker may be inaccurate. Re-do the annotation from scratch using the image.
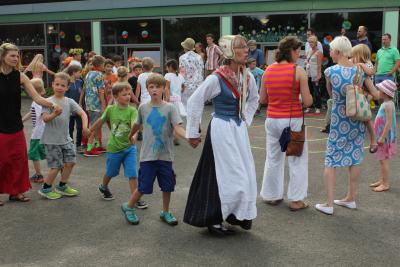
[315,109,321,114]
[304,108,311,113]
[315,204,333,215]
[334,200,356,209]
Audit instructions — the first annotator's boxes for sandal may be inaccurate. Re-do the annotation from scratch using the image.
[289,201,309,211]
[264,199,283,206]
[372,185,390,192]
[9,194,30,202]
[369,144,378,153]
[369,180,382,187]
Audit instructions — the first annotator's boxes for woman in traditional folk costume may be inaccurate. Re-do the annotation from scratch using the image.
[184,35,259,236]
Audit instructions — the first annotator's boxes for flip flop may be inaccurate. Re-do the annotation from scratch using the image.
[372,186,390,192]
[289,201,309,211]
[9,194,30,202]
[369,144,378,153]
[369,181,382,187]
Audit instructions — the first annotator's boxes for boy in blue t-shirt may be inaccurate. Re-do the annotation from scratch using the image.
[122,73,186,226]
[65,64,84,153]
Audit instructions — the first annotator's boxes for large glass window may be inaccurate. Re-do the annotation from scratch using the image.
[0,24,45,46]
[233,14,308,43]
[163,17,220,61]
[102,19,161,45]
[310,12,383,53]
[46,22,92,72]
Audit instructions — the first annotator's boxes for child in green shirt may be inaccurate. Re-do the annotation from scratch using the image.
[90,82,147,209]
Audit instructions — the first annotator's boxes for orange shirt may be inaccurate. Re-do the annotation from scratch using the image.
[264,63,302,118]
[103,73,118,104]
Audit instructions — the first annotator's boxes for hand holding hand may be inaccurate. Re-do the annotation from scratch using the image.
[53,104,62,116]
[188,138,201,148]
[129,134,137,144]
[377,137,385,146]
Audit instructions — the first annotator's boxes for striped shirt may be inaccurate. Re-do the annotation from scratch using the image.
[265,63,302,118]
[205,43,222,70]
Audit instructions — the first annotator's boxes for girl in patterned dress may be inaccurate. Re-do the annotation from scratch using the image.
[370,80,397,192]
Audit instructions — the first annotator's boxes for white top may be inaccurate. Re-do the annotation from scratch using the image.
[137,72,152,103]
[30,102,45,140]
[179,51,204,93]
[164,73,185,98]
[186,72,259,138]
[112,66,118,74]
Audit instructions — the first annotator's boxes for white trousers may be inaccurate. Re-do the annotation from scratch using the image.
[260,118,308,202]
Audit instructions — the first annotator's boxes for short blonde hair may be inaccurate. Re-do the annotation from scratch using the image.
[330,36,352,58]
[146,73,166,87]
[117,66,128,79]
[351,44,371,64]
[31,78,45,94]
[142,57,154,71]
[54,72,70,84]
[112,82,131,96]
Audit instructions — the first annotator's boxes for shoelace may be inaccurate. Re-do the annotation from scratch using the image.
[164,212,176,222]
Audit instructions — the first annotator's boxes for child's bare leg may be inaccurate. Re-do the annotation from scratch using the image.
[32,161,42,175]
[162,192,171,212]
[60,162,75,183]
[373,160,390,192]
[127,189,142,208]
[370,164,383,187]
[128,178,138,194]
[44,168,60,186]
[102,175,112,187]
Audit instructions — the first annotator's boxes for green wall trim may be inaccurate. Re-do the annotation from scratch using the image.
[383,11,399,49]
[91,21,101,55]
[221,16,232,36]
[0,1,399,24]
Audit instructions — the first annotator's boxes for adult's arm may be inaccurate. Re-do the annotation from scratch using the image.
[296,66,313,107]
[21,72,61,111]
[316,51,323,80]
[259,71,268,105]
[364,77,379,100]
[389,59,400,75]
[186,75,221,139]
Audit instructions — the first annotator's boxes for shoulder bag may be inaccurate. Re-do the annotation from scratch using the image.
[345,65,371,121]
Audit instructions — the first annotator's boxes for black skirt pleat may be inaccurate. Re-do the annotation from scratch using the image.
[183,122,223,227]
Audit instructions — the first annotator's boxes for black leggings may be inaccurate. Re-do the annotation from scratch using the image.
[69,115,82,147]
[308,77,321,109]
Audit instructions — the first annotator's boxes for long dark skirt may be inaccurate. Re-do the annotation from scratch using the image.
[183,122,223,227]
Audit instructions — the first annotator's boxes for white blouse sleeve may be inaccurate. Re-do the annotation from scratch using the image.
[186,75,221,138]
[244,72,260,126]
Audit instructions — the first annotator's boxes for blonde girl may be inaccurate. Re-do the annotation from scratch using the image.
[117,66,139,105]
[351,44,380,153]
[370,80,397,192]
[24,54,55,79]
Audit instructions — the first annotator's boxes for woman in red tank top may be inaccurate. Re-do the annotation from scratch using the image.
[259,37,313,211]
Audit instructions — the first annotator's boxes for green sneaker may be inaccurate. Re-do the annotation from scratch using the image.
[121,202,139,225]
[38,188,62,200]
[55,185,79,196]
[160,211,178,226]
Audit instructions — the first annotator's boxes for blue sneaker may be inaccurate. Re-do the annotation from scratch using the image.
[160,211,178,226]
[121,202,139,225]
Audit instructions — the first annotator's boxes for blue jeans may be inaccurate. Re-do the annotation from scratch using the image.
[374,74,394,85]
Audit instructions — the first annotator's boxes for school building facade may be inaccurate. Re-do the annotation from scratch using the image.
[0,0,399,74]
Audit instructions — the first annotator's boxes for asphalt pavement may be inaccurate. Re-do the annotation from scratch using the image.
[0,98,399,267]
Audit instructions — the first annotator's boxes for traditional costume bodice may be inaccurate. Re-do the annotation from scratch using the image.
[213,75,241,125]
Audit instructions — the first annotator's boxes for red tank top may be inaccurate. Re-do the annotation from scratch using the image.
[264,63,302,118]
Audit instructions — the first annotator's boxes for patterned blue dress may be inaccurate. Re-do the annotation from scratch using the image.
[324,65,366,167]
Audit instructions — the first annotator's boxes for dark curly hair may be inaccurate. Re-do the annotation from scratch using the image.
[275,36,303,63]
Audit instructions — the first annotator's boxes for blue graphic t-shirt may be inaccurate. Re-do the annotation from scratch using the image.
[137,101,182,162]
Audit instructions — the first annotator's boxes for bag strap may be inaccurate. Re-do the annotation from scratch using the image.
[289,64,304,127]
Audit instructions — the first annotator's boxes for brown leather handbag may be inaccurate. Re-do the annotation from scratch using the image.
[286,65,305,157]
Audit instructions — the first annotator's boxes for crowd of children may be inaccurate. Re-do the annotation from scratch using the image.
[16,33,398,232]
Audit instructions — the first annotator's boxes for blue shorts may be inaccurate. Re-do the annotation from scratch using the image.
[105,145,137,179]
[138,160,176,194]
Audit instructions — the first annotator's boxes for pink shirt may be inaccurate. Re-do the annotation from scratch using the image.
[205,43,222,70]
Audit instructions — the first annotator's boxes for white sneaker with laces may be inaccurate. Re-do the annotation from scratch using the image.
[315,108,321,114]
[334,200,356,209]
[315,204,333,215]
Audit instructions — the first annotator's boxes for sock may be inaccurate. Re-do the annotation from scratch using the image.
[87,143,94,151]
[59,182,66,187]
[43,183,52,189]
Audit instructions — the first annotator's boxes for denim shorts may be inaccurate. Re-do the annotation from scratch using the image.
[106,145,137,179]
[374,74,394,85]
[45,142,76,169]
[138,160,176,194]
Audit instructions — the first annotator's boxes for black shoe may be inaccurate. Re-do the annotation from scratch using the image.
[226,214,252,230]
[207,225,235,236]
[99,185,114,200]
[320,124,330,134]
[137,132,143,141]
[135,200,148,209]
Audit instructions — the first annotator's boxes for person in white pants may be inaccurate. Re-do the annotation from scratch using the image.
[258,36,313,211]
